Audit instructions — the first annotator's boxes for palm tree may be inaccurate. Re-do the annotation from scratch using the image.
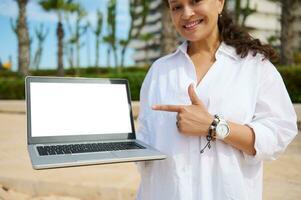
[119,0,149,69]
[33,24,49,70]
[15,0,30,76]
[106,0,118,69]
[85,22,91,67]
[268,0,299,65]
[279,0,298,65]
[93,9,103,68]
[74,6,88,70]
[233,0,241,25]
[228,0,256,27]
[39,0,78,76]
[103,36,112,67]
[65,16,76,69]
[240,0,257,28]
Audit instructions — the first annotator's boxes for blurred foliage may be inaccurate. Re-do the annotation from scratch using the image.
[0,78,25,99]
[277,65,301,103]
[294,52,301,64]
[0,66,149,101]
[0,65,300,102]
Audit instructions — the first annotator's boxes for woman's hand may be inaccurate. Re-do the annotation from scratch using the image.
[152,84,213,136]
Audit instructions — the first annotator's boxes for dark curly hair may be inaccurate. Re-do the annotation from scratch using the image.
[163,0,278,61]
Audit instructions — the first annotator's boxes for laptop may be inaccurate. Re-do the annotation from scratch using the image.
[25,76,166,169]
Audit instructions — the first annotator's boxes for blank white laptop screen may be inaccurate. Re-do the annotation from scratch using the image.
[30,82,132,137]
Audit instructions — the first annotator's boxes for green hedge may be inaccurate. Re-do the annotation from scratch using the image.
[79,71,148,101]
[0,66,300,102]
[278,66,301,103]
[0,68,148,101]
[0,78,25,99]
[28,66,148,76]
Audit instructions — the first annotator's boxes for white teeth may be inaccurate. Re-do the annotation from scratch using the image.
[184,20,202,28]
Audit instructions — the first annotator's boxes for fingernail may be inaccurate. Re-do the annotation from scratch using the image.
[152,105,157,109]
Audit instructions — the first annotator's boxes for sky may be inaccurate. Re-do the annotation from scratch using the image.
[0,0,134,71]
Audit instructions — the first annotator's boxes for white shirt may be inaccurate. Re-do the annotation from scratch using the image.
[136,41,298,200]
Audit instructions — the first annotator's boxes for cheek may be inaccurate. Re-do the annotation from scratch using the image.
[206,14,218,27]
[201,10,219,30]
[170,15,181,29]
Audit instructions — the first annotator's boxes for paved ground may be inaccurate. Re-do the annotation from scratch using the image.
[0,112,140,200]
[0,101,300,200]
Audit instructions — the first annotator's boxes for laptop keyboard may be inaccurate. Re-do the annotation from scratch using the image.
[36,142,145,156]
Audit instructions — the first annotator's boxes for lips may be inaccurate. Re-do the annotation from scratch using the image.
[183,19,204,30]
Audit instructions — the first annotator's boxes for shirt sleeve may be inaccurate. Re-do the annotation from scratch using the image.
[135,65,155,170]
[136,66,155,145]
[243,60,298,164]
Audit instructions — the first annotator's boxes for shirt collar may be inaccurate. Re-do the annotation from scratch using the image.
[217,42,239,61]
[176,41,239,61]
[176,41,188,55]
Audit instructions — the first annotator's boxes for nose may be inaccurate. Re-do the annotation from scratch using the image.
[182,5,195,20]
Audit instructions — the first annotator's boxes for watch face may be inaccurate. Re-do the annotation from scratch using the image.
[216,124,229,136]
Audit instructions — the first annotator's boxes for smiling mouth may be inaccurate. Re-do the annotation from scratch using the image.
[183,19,204,30]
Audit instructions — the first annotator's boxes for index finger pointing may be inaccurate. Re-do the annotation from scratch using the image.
[152,105,183,112]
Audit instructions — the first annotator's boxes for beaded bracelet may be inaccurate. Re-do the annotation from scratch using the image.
[200,115,219,154]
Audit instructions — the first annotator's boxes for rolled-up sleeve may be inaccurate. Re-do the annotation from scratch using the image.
[243,61,298,164]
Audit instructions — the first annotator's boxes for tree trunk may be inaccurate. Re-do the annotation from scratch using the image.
[76,40,80,69]
[280,0,297,65]
[113,47,119,73]
[33,46,42,70]
[234,0,241,25]
[57,20,64,76]
[120,46,126,69]
[17,0,30,76]
[160,3,178,56]
[68,45,74,69]
[76,41,80,75]
[86,31,91,67]
[107,47,111,67]
[95,38,100,67]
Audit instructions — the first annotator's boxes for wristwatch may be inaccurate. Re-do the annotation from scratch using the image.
[212,115,230,140]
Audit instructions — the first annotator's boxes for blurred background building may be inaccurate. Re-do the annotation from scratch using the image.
[1,0,300,76]
[131,0,163,66]
[132,0,301,66]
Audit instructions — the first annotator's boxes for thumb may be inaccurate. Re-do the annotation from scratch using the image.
[188,83,202,105]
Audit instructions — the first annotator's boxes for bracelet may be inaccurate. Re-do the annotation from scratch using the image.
[200,115,218,154]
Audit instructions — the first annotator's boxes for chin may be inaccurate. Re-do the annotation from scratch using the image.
[182,27,216,43]
[178,27,205,40]
[186,37,205,42]
[181,34,206,42]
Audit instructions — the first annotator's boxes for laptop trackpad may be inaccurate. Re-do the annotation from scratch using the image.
[75,152,116,161]
[112,150,156,158]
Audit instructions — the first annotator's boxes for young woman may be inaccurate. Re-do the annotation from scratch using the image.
[136,0,298,199]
